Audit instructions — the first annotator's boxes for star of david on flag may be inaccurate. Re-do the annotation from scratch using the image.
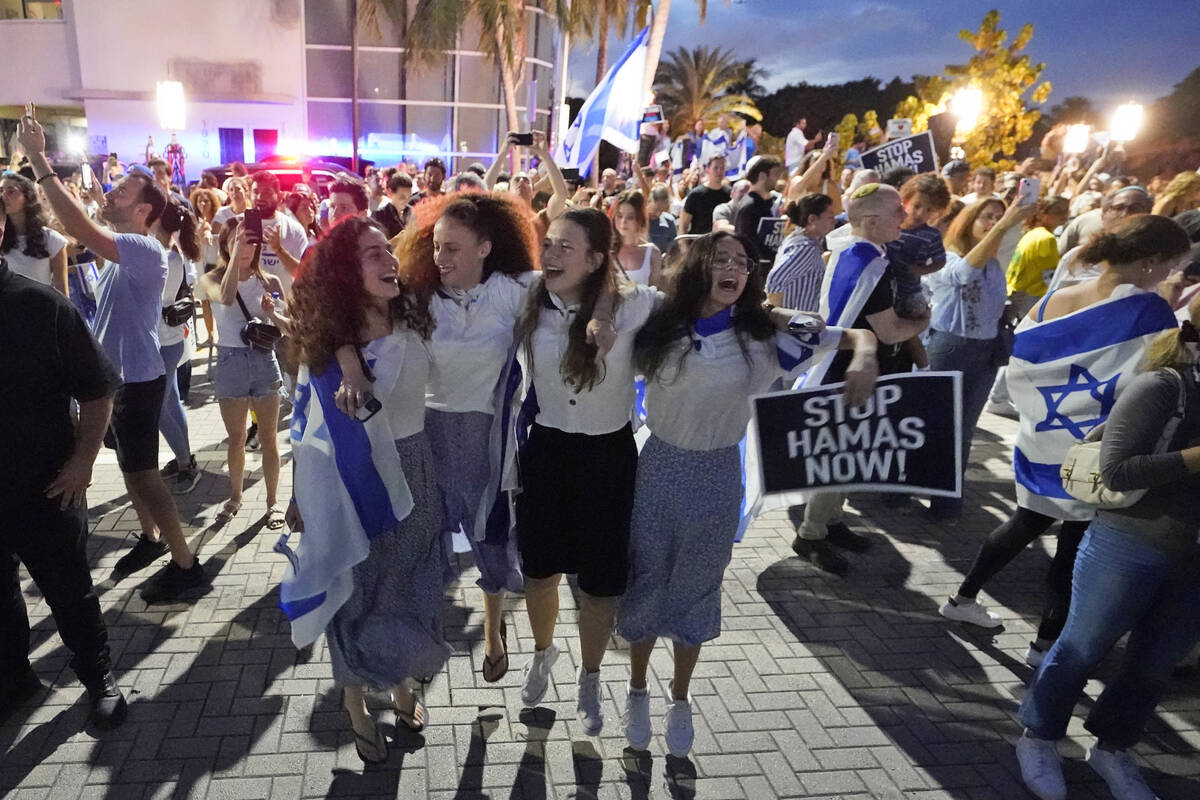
[1034,364,1121,439]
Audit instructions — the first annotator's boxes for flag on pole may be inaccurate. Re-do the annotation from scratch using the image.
[554,25,650,178]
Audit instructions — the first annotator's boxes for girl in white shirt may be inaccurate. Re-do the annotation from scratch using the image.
[610,189,663,287]
[1,171,68,295]
[616,232,878,757]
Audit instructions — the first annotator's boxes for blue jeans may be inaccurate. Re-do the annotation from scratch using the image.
[158,340,191,465]
[927,330,999,513]
[1019,518,1200,747]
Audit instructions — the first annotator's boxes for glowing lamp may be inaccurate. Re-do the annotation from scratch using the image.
[1110,103,1143,143]
[950,88,983,135]
[156,80,186,131]
[1063,124,1091,155]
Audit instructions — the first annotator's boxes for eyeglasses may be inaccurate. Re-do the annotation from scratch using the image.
[711,255,754,274]
[1107,203,1141,213]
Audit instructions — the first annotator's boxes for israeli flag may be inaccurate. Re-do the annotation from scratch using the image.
[803,238,888,387]
[554,25,650,178]
[1006,285,1177,521]
[275,343,414,649]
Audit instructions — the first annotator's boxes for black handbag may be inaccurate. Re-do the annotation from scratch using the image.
[236,290,283,353]
[161,269,195,327]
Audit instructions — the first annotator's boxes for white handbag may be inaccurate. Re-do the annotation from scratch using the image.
[1059,368,1187,509]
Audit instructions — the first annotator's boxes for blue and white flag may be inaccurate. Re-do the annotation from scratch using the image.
[803,237,888,387]
[275,342,414,649]
[1006,285,1177,520]
[554,25,650,178]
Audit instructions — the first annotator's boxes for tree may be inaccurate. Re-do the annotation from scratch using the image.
[1150,66,1200,143]
[652,46,762,136]
[754,76,915,140]
[894,10,1052,169]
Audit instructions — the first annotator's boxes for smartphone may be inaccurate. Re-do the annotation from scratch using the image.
[355,394,382,422]
[561,167,581,182]
[1018,177,1040,206]
[511,132,535,146]
[825,132,839,151]
[81,163,94,190]
[243,208,263,244]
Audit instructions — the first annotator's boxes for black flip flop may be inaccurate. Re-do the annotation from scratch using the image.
[482,620,509,683]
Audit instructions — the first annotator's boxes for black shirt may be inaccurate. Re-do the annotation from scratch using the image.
[0,261,120,508]
[682,185,731,235]
[732,191,779,263]
[823,263,908,382]
[372,202,410,240]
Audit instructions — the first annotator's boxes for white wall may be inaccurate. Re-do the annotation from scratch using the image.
[0,19,79,106]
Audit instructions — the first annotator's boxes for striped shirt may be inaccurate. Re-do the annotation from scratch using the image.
[765,231,824,312]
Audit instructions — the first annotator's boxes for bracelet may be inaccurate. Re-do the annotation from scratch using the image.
[36,172,57,185]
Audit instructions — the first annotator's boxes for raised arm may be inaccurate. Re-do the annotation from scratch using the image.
[529,132,570,221]
[962,200,1035,268]
[485,135,516,190]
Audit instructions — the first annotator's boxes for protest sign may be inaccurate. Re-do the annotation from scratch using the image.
[754,216,785,264]
[860,131,939,174]
[751,372,962,497]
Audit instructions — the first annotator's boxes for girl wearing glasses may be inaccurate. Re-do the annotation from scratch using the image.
[617,231,877,757]
[1,172,69,295]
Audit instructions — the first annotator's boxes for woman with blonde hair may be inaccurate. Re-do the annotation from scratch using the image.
[1151,171,1200,218]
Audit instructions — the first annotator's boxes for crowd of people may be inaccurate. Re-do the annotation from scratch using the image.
[3,103,1199,800]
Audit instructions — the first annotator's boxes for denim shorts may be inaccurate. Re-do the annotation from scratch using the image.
[213,345,282,399]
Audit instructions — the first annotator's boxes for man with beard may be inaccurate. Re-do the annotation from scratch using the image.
[248,171,308,295]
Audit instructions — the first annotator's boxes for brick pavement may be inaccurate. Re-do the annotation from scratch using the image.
[3,352,1199,800]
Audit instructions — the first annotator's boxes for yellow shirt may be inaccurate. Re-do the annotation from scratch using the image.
[1006,227,1059,297]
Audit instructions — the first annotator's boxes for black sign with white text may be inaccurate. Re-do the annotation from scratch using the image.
[755,215,785,264]
[752,372,962,497]
[860,131,939,175]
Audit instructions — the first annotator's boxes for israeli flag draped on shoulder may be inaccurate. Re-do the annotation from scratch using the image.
[553,25,649,179]
[1006,284,1177,521]
[802,236,888,387]
[274,335,414,649]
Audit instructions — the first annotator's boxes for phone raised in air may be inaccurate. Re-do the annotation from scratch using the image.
[510,132,535,146]
[80,163,94,190]
[561,167,581,182]
[1017,177,1041,206]
[243,208,263,244]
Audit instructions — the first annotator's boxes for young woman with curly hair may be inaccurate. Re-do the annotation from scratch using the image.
[1,171,68,294]
[616,232,877,757]
[334,194,616,687]
[288,217,447,763]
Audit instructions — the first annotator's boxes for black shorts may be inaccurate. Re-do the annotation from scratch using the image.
[103,376,166,473]
[515,422,637,597]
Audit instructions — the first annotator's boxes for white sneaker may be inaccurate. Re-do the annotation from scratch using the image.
[623,683,651,750]
[1087,746,1159,800]
[939,597,1003,629]
[520,644,559,707]
[664,693,694,758]
[1025,641,1047,668]
[985,400,1019,419]
[1016,733,1067,800]
[576,668,603,735]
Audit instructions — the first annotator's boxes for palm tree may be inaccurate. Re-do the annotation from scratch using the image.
[653,45,762,136]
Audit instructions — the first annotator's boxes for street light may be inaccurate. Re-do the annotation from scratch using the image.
[1063,124,1091,155]
[156,80,186,131]
[1110,103,1143,143]
[950,88,983,135]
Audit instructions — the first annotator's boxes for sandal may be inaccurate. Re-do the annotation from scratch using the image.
[265,505,285,530]
[482,620,509,683]
[216,499,241,522]
[352,720,388,764]
[393,689,427,733]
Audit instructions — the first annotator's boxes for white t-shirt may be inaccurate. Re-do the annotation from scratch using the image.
[645,323,840,450]
[4,227,67,286]
[211,274,269,349]
[158,249,197,348]
[259,211,308,295]
[522,283,661,435]
[785,127,809,171]
[213,206,239,227]
[363,326,432,439]
[427,271,535,414]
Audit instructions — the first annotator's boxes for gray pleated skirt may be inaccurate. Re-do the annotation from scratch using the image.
[617,435,743,647]
[326,431,452,688]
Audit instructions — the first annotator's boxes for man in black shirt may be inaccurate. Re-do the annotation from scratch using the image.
[733,155,785,264]
[0,239,127,728]
[372,172,413,239]
[679,154,730,235]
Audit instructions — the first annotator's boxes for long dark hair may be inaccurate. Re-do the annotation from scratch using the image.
[158,196,200,261]
[1078,214,1190,268]
[290,217,434,372]
[284,191,322,240]
[635,232,774,382]
[515,207,618,392]
[1,173,50,258]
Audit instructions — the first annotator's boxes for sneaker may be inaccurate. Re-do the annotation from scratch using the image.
[664,692,695,758]
[791,536,848,575]
[520,644,559,707]
[576,668,603,735]
[985,400,1019,419]
[84,671,127,730]
[1087,745,1158,800]
[0,668,43,718]
[114,536,169,577]
[140,559,206,604]
[245,423,260,452]
[623,683,651,750]
[825,522,872,552]
[939,597,1002,629]
[1016,733,1067,800]
[170,456,200,495]
[160,458,181,478]
[1025,641,1047,669]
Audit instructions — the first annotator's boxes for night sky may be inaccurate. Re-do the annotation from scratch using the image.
[567,0,1198,112]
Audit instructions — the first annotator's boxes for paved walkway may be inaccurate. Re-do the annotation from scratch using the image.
[4,353,1199,800]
